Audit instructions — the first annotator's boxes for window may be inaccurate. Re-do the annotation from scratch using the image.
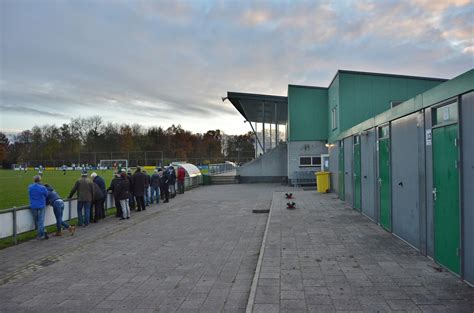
[331,107,337,130]
[433,102,458,126]
[299,155,321,167]
[390,100,404,108]
[379,125,389,139]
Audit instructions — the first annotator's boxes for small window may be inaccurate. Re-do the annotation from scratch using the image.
[312,156,321,166]
[390,100,404,108]
[331,107,337,130]
[354,135,360,145]
[299,155,321,167]
[379,125,389,139]
[433,102,458,126]
[300,157,312,166]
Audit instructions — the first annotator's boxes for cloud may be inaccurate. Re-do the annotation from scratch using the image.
[0,104,69,118]
[0,0,472,135]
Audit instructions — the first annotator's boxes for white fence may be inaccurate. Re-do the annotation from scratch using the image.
[0,176,202,241]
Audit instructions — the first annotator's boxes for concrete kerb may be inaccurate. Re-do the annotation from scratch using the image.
[245,191,277,313]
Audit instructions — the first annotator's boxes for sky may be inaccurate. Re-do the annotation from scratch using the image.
[1,0,473,135]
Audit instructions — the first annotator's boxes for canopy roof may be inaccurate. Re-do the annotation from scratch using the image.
[171,162,202,177]
[226,92,288,124]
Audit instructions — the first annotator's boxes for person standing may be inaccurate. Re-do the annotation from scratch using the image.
[91,172,107,221]
[108,172,122,217]
[91,178,105,222]
[160,168,170,203]
[117,171,131,219]
[68,172,94,227]
[127,169,136,211]
[45,184,75,236]
[28,175,49,240]
[132,167,147,211]
[150,169,161,204]
[168,166,177,198]
[177,166,186,194]
[143,170,151,206]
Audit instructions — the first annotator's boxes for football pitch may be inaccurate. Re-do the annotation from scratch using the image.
[0,169,116,210]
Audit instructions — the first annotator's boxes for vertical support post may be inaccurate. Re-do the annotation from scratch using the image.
[262,102,266,153]
[12,206,17,245]
[269,122,272,150]
[94,152,97,165]
[255,122,258,157]
[275,102,278,145]
[68,199,71,222]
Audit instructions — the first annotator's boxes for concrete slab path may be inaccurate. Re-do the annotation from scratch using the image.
[0,184,283,312]
[251,191,474,313]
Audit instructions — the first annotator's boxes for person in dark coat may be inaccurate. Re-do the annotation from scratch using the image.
[107,172,122,217]
[117,172,131,219]
[132,166,147,211]
[91,173,107,219]
[127,170,136,210]
[150,169,161,204]
[168,166,177,198]
[160,168,170,203]
[143,170,151,206]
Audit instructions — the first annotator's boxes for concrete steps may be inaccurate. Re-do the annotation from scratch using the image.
[210,175,238,185]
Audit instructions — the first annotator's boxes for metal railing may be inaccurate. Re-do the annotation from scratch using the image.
[207,163,238,175]
[0,176,202,242]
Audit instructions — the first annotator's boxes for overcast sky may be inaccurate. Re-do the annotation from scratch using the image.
[1,0,473,135]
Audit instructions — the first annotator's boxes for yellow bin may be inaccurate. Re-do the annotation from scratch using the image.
[316,171,331,193]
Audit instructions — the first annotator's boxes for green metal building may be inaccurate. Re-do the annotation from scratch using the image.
[227,68,474,286]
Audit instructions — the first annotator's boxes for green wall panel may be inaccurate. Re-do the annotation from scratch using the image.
[288,85,328,141]
[338,73,444,133]
[329,69,473,143]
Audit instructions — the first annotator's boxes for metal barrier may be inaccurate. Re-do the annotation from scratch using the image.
[291,171,317,187]
[207,163,237,175]
[0,176,202,241]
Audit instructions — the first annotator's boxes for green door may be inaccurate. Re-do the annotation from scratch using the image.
[433,123,460,274]
[378,126,391,231]
[339,141,345,200]
[353,136,361,211]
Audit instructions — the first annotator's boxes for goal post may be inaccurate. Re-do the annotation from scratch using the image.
[99,159,128,170]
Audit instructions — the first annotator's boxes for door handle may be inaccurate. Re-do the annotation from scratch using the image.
[432,188,437,201]
[378,178,382,186]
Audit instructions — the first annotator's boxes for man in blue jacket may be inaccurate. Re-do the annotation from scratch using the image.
[45,184,75,236]
[28,175,48,240]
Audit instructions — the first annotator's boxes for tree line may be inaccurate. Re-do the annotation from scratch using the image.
[0,116,256,168]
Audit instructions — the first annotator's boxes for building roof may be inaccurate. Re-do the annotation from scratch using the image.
[329,69,448,88]
[226,91,288,124]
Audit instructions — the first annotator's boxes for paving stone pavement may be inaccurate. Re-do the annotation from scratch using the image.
[0,184,285,313]
[251,191,474,313]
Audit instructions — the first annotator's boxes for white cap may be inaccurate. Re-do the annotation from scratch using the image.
[91,172,97,178]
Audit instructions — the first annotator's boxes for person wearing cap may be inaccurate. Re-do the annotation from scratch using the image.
[68,172,95,227]
[45,184,75,236]
[91,172,106,221]
[150,169,161,204]
[28,175,49,240]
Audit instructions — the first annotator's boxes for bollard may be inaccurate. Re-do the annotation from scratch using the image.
[12,206,17,245]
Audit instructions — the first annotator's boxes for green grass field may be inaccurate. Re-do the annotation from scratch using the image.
[0,169,116,210]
